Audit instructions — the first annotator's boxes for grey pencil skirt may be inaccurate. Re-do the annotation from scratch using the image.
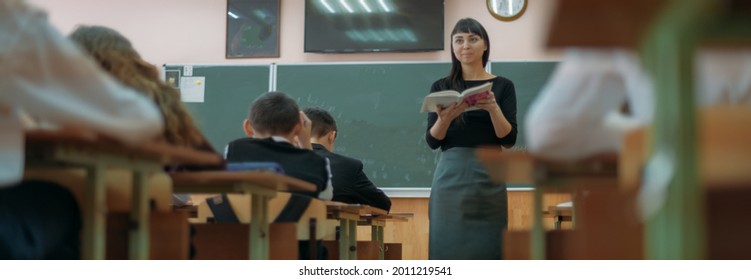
[428,147,508,260]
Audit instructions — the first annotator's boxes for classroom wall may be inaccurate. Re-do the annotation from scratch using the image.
[29,0,561,66]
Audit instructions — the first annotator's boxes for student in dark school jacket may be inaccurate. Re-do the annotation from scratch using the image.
[224,92,332,260]
[303,107,392,212]
[224,92,333,200]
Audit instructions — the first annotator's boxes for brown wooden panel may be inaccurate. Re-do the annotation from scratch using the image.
[546,0,667,48]
[384,243,402,260]
[706,186,751,259]
[572,187,643,259]
[503,230,530,260]
[322,241,381,260]
[192,223,297,259]
[106,211,190,260]
[382,198,429,260]
[503,230,578,260]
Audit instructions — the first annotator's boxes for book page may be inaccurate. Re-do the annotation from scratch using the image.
[420,91,460,112]
[460,82,493,108]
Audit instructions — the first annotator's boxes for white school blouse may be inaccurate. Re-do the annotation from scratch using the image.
[525,48,751,160]
[0,0,164,187]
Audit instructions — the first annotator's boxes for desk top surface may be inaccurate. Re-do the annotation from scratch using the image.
[170,171,316,193]
[547,0,751,48]
[325,201,389,216]
[26,129,223,166]
[476,149,618,185]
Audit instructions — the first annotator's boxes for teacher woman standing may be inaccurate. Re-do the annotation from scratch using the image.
[425,18,517,260]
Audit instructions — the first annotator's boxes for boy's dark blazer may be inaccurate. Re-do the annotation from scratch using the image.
[312,143,391,211]
[225,138,328,198]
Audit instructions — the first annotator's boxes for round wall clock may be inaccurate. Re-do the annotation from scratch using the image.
[487,0,528,22]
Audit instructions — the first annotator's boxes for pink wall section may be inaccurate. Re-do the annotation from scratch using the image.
[28,0,561,66]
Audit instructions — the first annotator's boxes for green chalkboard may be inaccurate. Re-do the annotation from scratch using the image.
[277,63,450,188]
[491,61,559,149]
[164,65,270,151]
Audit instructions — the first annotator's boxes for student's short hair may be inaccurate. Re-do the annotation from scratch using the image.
[303,107,337,138]
[248,92,300,135]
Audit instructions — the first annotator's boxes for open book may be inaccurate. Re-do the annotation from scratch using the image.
[420,82,493,113]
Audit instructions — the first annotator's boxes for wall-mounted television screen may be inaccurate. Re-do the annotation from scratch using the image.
[304,0,444,53]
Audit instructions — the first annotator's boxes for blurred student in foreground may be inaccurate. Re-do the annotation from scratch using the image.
[525,49,751,219]
[304,107,392,212]
[526,48,751,160]
[68,25,226,206]
[0,0,163,259]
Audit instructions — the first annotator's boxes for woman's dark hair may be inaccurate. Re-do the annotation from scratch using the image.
[444,18,490,91]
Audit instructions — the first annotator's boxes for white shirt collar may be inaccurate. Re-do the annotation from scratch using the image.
[270,136,292,144]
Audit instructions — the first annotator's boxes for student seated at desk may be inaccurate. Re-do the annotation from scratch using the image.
[526,48,751,160]
[303,107,392,212]
[223,92,332,259]
[225,92,333,200]
[67,25,227,205]
[0,0,164,259]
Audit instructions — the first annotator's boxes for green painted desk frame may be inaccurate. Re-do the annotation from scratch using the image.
[325,203,401,260]
[325,202,361,260]
[358,214,409,260]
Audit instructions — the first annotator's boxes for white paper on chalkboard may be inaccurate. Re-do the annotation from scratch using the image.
[180,76,205,103]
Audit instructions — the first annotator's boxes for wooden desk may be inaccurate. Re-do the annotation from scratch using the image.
[170,171,315,259]
[544,203,573,230]
[325,201,408,260]
[477,148,618,259]
[25,130,222,260]
[325,201,362,260]
[358,213,410,259]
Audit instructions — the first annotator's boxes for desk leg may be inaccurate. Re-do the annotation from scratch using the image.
[129,171,150,260]
[571,193,577,229]
[372,225,384,260]
[531,187,545,260]
[83,164,106,260]
[339,219,350,260]
[348,219,357,260]
[554,213,562,230]
[249,194,270,260]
